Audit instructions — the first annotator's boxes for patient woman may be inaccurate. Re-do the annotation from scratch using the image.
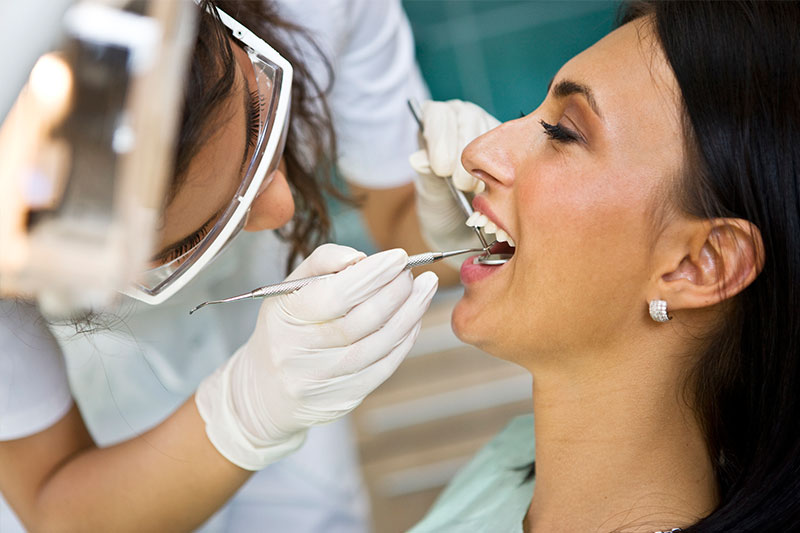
[411,1,800,532]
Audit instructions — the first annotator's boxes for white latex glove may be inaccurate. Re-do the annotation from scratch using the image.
[410,99,501,260]
[196,244,438,470]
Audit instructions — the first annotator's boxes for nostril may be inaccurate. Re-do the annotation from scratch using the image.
[469,169,494,183]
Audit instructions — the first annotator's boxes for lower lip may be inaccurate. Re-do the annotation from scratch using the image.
[460,254,509,285]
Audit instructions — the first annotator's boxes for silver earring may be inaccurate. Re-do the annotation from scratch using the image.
[649,300,672,322]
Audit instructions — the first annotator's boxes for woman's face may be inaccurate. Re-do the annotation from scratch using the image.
[152,39,294,264]
[453,20,684,363]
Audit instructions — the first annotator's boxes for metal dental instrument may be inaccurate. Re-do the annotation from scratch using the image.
[407,99,490,252]
[406,99,512,267]
[473,252,512,266]
[188,247,485,315]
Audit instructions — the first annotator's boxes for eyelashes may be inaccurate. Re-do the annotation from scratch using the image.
[246,89,265,149]
[155,219,214,265]
[539,119,581,143]
[519,111,583,144]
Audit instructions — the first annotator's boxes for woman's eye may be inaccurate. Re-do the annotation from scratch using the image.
[540,119,581,143]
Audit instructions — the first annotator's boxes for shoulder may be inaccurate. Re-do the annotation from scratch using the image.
[409,415,535,533]
[0,301,72,440]
[272,0,409,64]
[273,0,402,42]
[271,0,428,186]
[447,414,535,491]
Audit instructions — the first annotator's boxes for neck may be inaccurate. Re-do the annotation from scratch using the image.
[524,345,717,532]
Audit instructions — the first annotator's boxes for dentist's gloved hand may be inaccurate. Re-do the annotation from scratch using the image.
[196,244,438,470]
[410,99,501,261]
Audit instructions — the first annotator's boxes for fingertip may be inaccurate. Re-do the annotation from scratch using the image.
[351,248,409,280]
[452,167,478,192]
[288,243,368,280]
[411,272,438,313]
[386,247,409,258]
[416,270,439,292]
[385,248,410,268]
[325,244,368,267]
[409,149,432,174]
[349,250,369,264]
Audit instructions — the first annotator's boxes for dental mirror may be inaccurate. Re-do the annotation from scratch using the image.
[474,253,513,265]
[473,240,512,265]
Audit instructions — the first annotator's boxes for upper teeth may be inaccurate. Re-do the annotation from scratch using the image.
[466,210,515,247]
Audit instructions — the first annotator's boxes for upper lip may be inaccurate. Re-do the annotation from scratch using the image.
[471,196,514,242]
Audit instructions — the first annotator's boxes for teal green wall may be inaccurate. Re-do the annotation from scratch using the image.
[404,0,619,121]
[330,1,620,251]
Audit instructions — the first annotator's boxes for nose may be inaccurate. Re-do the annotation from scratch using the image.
[244,157,295,232]
[461,120,517,189]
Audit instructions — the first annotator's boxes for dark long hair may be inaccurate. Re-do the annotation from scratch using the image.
[619,2,800,530]
[174,0,349,273]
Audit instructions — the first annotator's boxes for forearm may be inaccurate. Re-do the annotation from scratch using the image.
[34,398,249,533]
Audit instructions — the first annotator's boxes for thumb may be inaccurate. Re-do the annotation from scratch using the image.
[409,149,432,176]
[421,100,460,177]
[287,243,366,280]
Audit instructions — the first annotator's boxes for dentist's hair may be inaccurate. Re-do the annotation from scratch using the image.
[173,0,349,273]
[621,1,800,529]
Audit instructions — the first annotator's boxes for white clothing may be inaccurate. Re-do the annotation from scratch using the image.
[0,301,72,440]
[0,0,428,530]
[276,0,429,188]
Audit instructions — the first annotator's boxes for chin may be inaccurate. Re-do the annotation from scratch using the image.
[452,289,528,364]
[451,294,491,351]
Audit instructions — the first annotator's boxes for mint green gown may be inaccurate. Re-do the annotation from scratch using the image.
[408,415,535,533]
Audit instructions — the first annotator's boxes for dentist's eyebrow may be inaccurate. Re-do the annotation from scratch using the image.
[547,77,602,118]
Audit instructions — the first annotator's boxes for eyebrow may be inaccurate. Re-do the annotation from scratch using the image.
[547,77,602,118]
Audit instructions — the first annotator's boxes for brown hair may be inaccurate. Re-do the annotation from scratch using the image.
[173,0,351,273]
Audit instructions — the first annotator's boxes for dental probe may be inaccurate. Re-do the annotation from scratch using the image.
[406,99,491,252]
[188,247,486,315]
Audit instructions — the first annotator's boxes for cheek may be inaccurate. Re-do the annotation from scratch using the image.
[518,166,652,276]
[509,170,656,344]
[244,169,295,231]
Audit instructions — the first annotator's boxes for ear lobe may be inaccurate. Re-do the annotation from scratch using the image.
[658,218,764,311]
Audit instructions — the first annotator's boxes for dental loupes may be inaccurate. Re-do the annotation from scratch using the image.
[188,247,486,315]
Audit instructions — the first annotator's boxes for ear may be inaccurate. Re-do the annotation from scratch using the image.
[652,218,764,311]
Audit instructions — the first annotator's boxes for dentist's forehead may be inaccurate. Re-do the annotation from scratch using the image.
[155,46,251,254]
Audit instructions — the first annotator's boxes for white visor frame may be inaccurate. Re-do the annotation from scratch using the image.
[122,6,293,305]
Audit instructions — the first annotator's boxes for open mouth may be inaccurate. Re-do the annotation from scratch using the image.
[466,209,516,261]
[460,209,516,284]
[466,210,515,248]
[488,240,515,256]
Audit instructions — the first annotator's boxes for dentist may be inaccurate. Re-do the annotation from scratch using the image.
[0,1,476,532]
